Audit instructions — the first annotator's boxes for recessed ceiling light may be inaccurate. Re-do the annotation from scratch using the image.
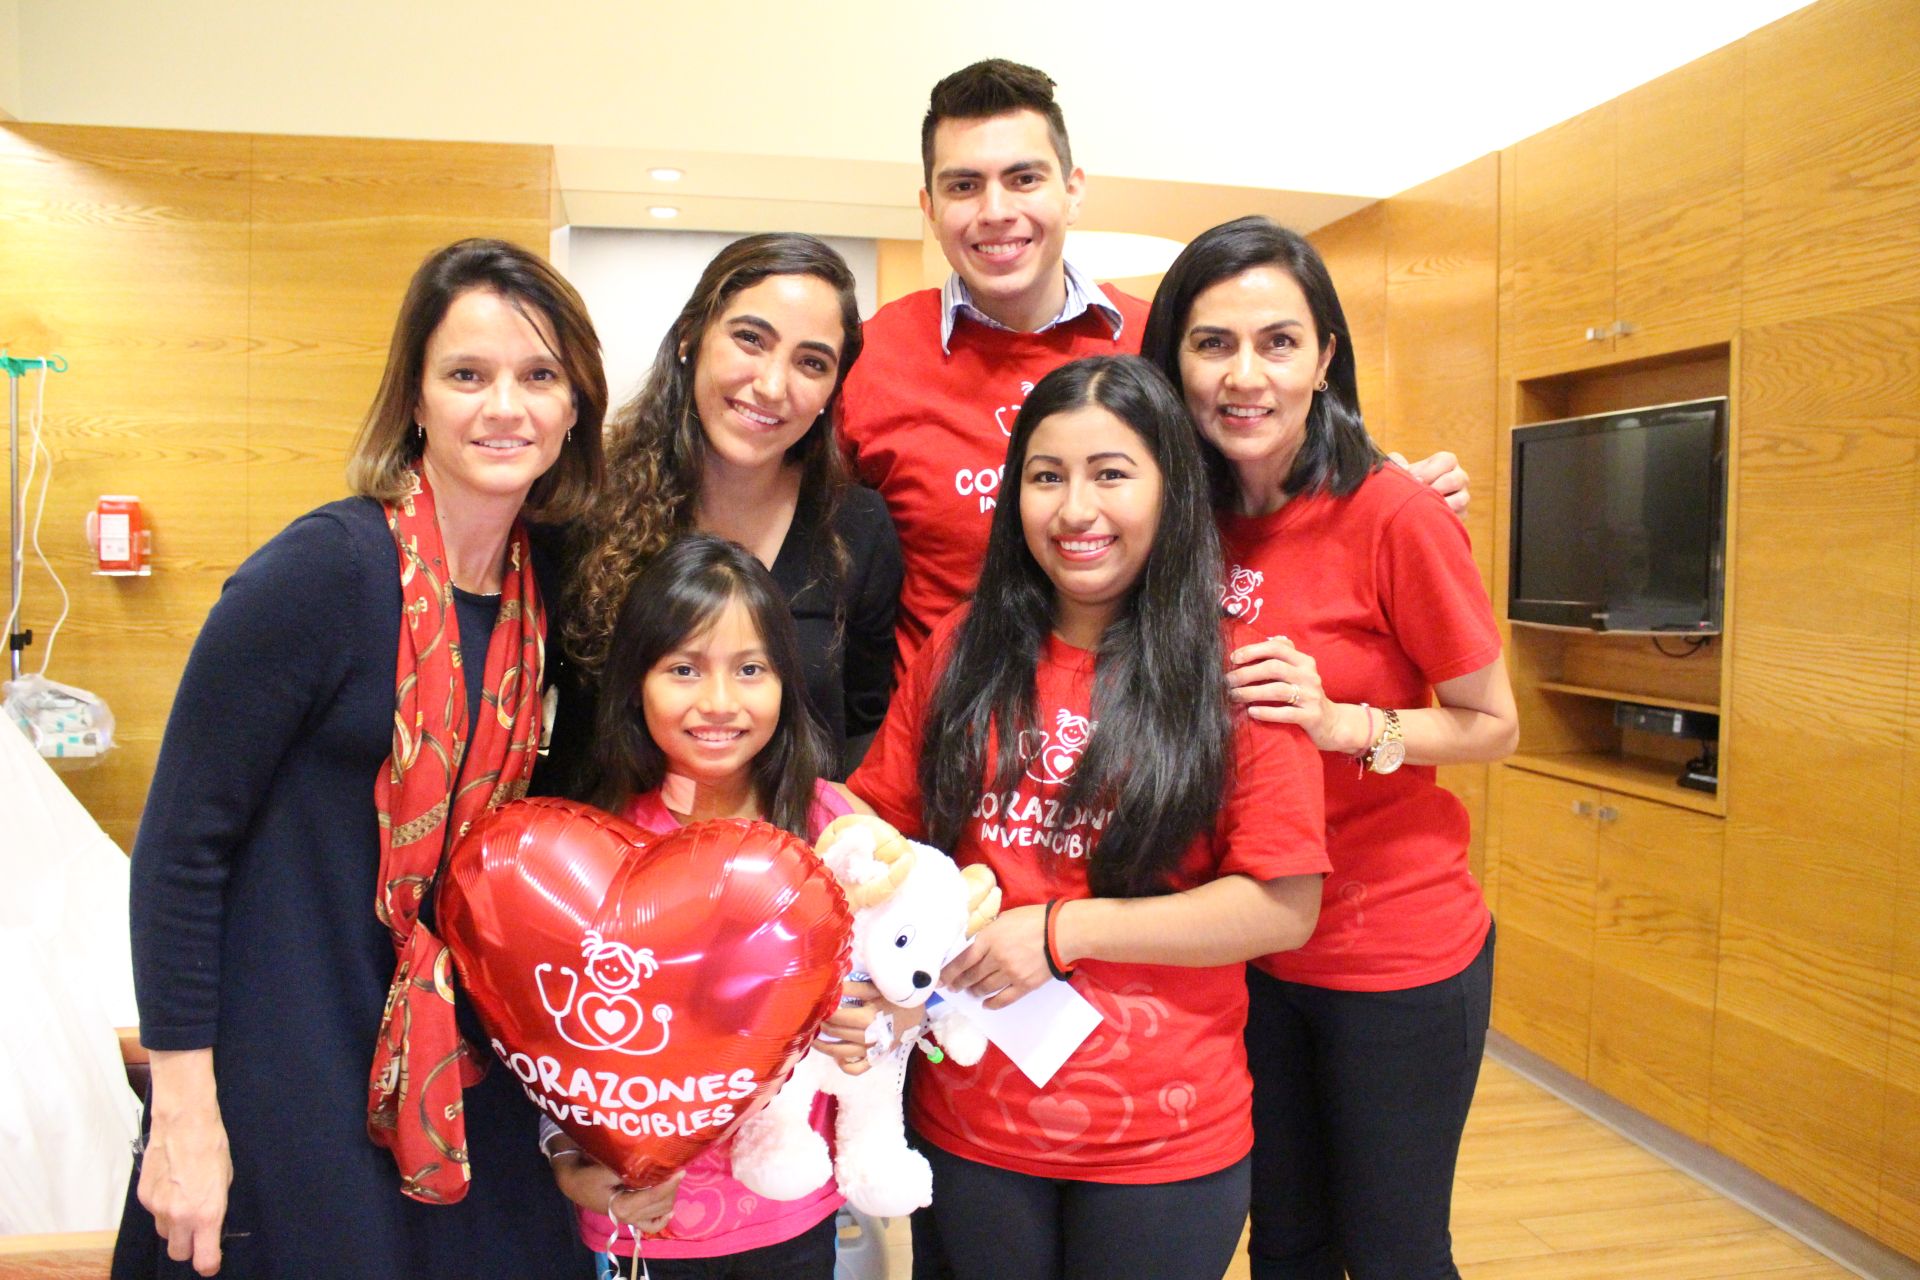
[649,167,684,182]
[649,206,680,220]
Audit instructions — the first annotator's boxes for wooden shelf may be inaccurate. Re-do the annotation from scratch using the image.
[1535,681,1720,716]
[1507,751,1723,817]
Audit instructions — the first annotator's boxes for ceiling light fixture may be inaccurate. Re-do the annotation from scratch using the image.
[649,167,684,182]
[649,206,680,220]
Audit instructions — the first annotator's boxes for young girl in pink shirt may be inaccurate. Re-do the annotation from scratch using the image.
[541,533,883,1279]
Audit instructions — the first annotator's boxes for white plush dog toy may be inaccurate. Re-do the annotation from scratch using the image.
[730,814,1001,1217]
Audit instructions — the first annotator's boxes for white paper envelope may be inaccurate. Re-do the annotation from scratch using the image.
[934,979,1104,1088]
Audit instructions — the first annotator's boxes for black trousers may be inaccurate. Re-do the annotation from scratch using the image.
[593,1214,835,1280]
[913,1138,1250,1280]
[1244,922,1494,1280]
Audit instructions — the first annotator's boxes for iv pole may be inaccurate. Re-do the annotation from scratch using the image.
[3,351,68,683]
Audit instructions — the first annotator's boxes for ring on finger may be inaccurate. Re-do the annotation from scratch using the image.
[1286,683,1302,707]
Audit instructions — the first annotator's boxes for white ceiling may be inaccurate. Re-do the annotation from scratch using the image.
[6,1,1812,214]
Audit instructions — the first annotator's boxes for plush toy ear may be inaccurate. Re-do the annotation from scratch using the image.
[816,814,917,909]
[960,864,1002,937]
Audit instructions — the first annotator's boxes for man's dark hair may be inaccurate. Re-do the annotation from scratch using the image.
[921,59,1073,190]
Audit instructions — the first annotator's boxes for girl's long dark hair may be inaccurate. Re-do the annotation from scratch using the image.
[589,533,831,838]
[1141,215,1384,507]
[917,356,1234,898]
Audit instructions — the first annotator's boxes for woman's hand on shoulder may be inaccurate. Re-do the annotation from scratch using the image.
[1227,636,1370,754]
[138,1050,233,1277]
[940,903,1052,1010]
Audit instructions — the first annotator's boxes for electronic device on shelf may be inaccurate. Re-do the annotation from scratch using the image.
[1613,700,1717,741]
[1679,741,1719,794]
[1508,397,1728,636]
[1612,700,1720,795]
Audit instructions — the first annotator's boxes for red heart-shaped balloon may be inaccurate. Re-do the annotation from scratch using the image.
[437,797,852,1188]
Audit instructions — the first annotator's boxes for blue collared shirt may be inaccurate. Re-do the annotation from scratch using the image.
[938,259,1127,354]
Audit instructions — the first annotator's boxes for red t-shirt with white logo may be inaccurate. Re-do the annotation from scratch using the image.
[837,287,1147,675]
[1218,466,1502,991]
[848,612,1328,1183]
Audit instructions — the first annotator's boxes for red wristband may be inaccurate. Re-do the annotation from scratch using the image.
[1044,898,1075,981]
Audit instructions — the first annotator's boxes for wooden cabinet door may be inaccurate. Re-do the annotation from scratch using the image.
[1492,769,1598,1076]
[1613,43,1745,356]
[1507,103,1616,375]
[1588,795,1725,1140]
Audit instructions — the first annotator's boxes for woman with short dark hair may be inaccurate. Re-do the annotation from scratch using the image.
[115,238,603,1278]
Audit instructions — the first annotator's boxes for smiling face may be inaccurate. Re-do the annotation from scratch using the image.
[1176,265,1336,503]
[415,288,577,513]
[640,595,781,801]
[1018,404,1164,647]
[587,946,641,993]
[921,109,1084,333]
[689,273,846,477]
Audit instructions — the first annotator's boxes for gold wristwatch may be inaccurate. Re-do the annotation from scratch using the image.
[1361,707,1406,776]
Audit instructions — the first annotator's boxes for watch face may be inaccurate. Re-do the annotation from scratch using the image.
[1372,739,1407,774]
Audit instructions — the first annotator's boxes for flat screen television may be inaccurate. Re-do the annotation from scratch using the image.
[1508,396,1727,634]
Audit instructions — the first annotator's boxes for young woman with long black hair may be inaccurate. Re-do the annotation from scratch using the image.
[1142,215,1519,1280]
[849,354,1329,1280]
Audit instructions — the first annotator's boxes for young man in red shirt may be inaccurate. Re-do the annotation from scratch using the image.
[838,59,1467,674]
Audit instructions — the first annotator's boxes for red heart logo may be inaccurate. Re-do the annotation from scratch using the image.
[437,798,852,1189]
[1026,1092,1092,1143]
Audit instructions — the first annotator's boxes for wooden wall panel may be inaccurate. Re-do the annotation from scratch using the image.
[1741,0,1920,329]
[1888,804,1920,1251]
[1309,203,1386,440]
[1712,298,1920,1232]
[0,125,252,844]
[1879,420,1920,1254]
[1588,798,1723,1141]
[874,238,927,307]
[0,125,549,850]
[1382,154,1500,884]
[1612,42,1744,355]
[1491,770,1596,1076]
[1384,155,1499,585]
[1506,104,1614,375]
[246,137,550,544]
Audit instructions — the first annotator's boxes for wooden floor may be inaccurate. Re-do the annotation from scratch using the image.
[882,1058,1862,1279]
[5,1059,1862,1278]
[1224,1057,1860,1279]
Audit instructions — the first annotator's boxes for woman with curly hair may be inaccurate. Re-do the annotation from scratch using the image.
[549,233,901,790]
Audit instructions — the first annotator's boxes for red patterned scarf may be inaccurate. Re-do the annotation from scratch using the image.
[366,468,545,1203]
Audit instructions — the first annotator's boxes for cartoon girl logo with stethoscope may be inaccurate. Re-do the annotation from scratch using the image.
[1020,708,1096,786]
[1221,564,1264,624]
[535,929,674,1056]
